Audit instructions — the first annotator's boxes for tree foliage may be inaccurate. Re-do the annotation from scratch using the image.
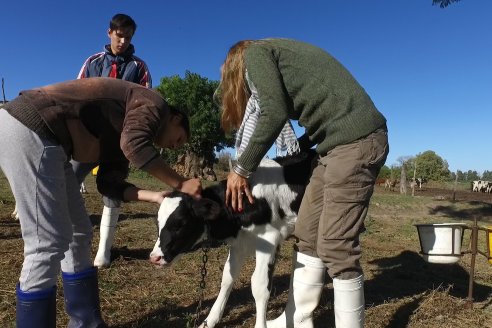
[414,150,451,181]
[456,169,480,181]
[468,170,480,181]
[392,151,452,182]
[156,71,234,163]
[432,0,461,8]
[481,170,492,181]
[396,156,414,179]
[378,165,391,179]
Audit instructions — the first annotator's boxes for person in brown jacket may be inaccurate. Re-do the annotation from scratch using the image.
[0,77,202,328]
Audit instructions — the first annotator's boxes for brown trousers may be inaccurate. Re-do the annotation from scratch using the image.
[294,127,389,279]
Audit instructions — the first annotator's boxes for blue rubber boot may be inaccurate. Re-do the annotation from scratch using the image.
[16,283,57,328]
[62,267,107,328]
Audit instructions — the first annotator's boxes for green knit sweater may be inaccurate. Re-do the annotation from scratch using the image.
[238,38,387,172]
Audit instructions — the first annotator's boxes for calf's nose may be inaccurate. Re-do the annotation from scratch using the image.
[149,255,163,265]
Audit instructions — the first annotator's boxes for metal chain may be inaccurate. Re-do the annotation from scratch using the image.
[193,242,209,328]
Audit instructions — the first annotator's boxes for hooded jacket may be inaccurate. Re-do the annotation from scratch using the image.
[78,44,152,88]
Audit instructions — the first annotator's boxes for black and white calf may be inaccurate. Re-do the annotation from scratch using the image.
[415,177,427,189]
[149,151,316,328]
[411,177,427,189]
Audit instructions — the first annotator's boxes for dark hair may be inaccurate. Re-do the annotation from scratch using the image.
[168,105,191,139]
[110,14,137,33]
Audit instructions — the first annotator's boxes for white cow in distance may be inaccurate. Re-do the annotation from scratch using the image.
[472,180,492,193]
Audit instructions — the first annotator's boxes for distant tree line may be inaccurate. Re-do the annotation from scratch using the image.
[378,150,490,183]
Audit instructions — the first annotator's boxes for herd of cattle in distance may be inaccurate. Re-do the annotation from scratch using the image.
[377,177,428,192]
[472,180,492,193]
[378,178,492,193]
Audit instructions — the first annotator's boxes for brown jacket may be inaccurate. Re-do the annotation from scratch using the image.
[4,77,171,200]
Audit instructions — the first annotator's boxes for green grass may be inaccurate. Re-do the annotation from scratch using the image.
[371,192,433,208]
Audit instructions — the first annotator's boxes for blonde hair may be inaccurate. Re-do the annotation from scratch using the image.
[220,40,255,132]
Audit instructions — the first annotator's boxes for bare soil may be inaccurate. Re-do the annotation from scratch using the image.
[1,174,491,327]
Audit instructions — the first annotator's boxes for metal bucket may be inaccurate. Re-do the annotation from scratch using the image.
[415,223,468,264]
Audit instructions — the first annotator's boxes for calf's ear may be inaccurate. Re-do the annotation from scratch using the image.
[192,199,222,221]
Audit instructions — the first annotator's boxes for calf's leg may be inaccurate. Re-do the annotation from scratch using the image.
[249,229,283,328]
[200,239,251,328]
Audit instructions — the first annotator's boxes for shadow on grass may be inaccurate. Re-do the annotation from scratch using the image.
[385,296,422,328]
[365,250,491,327]
[110,246,154,262]
[89,213,156,226]
[429,201,492,223]
[0,218,21,239]
[366,250,491,303]
[111,284,258,328]
[108,240,228,264]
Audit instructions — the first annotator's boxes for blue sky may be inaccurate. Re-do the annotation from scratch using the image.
[1,0,491,173]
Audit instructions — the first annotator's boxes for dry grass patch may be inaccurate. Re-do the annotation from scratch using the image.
[1,172,491,327]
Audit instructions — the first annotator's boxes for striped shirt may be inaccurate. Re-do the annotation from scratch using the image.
[235,71,299,159]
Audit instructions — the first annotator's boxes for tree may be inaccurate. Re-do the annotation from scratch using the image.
[456,170,466,181]
[400,162,408,195]
[450,171,457,181]
[465,170,480,181]
[397,156,413,194]
[390,164,402,182]
[378,165,391,179]
[482,170,492,181]
[432,0,461,8]
[414,150,451,181]
[156,71,234,180]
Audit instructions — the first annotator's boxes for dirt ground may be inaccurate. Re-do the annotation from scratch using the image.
[1,174,492,327]
[380,184,492,203]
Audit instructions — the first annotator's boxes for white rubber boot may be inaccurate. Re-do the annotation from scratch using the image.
[11,205,19,220]
[93,206,119,268]
[80,182,88,194]
[333,275,365,328]
[267,251,325,328]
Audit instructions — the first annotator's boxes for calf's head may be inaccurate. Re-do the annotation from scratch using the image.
[149,191,221,266]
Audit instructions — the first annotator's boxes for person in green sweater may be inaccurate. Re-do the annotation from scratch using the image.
[218,38,388,328]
